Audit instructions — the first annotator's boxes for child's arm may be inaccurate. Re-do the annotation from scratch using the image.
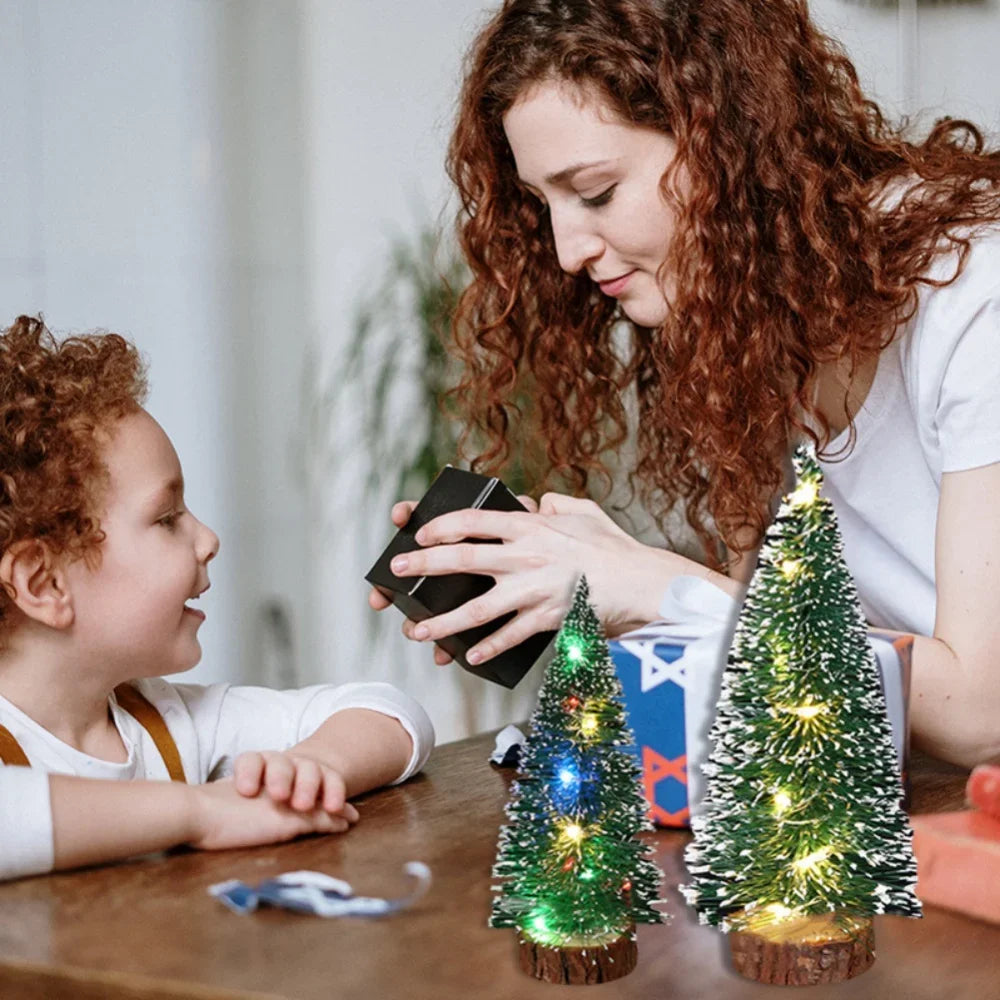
[233,709,414,809]
[45,773,357,876]
[192,680,435,813]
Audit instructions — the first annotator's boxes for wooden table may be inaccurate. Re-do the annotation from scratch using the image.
[0,735,997,1000]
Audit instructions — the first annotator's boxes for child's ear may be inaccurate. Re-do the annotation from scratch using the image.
[0,540,75,630]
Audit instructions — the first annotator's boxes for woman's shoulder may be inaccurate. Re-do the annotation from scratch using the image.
[899,223,1000,470]
[921,221,1000,293]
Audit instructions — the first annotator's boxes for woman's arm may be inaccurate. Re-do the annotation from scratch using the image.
[907,462,1000,768]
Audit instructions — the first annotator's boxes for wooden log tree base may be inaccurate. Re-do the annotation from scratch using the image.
[517,925,638,985]
[728,910,875,986]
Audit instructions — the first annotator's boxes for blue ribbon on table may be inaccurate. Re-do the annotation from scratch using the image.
[209,861,432,918]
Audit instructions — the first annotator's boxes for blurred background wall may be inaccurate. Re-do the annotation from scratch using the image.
[1,0,998,744]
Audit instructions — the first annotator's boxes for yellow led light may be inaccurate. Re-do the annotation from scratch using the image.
[773,790,792,814]
[780,559,804,580]
[788,480,819,507]
[764,902,794,920]
[792,846,833,872]
[786,703,826,720]
[579,714,599,734]
[562,823,585,843]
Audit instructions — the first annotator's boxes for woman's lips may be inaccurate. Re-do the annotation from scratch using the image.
[597,270,636,296]
[183,606,206,622]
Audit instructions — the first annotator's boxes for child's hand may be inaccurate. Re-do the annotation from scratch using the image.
[188,778,355,852]
[232,750,359,819]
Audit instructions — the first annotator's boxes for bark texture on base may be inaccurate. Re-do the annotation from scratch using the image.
[517,927,637,985]
[728,911,874,986]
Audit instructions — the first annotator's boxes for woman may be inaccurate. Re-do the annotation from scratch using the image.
[371,0,1000,767]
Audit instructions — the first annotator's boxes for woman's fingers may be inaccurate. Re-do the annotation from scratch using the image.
[392,500,417,527]
[538,491,597,516]
[410,585,515,642]
[517,494,539,513]
[466,605,564,664]
[369,585,394,611]
[433,645,454,666]
[392,538,536,579]
[414,508,530,546]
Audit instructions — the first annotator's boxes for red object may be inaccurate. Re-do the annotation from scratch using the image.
[967,764,1000,822]
[911,810,1000,925]
[563,696,580,712]
[562,856,575,872]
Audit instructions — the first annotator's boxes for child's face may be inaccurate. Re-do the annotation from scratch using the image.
[63,409,219,678]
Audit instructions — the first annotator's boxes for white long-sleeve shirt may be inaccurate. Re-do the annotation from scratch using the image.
[0,677,435,881]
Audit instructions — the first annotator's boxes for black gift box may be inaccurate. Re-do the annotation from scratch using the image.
[365,467,555,688]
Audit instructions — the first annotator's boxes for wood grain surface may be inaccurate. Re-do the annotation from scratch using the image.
[0,737,996,1000]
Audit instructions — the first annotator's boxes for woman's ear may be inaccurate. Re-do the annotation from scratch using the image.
[0,540,75,630]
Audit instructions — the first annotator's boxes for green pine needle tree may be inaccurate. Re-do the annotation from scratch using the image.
[682,443,921,932]
[490,575,666,946]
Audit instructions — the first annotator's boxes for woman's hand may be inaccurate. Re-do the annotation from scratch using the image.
[370,492,686,666]
[368,500,461,666]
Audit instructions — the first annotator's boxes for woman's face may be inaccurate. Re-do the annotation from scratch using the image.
[502,78,681,327]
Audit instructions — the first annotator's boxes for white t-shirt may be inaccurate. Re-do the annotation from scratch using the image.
[0,678,435,881]
[819,225,1000,636]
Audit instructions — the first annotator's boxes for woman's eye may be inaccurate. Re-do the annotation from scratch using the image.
[581,185,617,208]
[157,511,181,529]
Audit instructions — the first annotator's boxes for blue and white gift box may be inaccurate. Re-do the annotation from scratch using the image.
[610,576,913,828]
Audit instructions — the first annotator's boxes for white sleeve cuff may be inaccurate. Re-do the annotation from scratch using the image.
[0,768,55,881]
[658,574,740,628]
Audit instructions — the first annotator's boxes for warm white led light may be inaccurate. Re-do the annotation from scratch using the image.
[792,846,833,872]
[786,703,826,720]
[781,559,804,580]
[788,480,819,507]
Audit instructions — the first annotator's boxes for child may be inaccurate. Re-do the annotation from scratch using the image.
[0,315,434,881]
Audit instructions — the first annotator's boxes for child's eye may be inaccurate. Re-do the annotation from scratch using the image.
[157,511,182,529]
[581,185,617,208]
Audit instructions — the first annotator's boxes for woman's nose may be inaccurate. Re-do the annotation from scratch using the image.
[549,208,604,275]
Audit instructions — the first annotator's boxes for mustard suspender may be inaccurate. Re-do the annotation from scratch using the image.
[0,684,187,782]
[0,725,30,767]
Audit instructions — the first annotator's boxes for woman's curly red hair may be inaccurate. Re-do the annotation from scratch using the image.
[0,315,148,638]
[446,0,1000,568]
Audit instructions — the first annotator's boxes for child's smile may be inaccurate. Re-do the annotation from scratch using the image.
[63,409,220,679]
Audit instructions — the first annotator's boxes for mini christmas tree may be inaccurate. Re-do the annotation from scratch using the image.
[490,575,665,984]
[682,443,920,986]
